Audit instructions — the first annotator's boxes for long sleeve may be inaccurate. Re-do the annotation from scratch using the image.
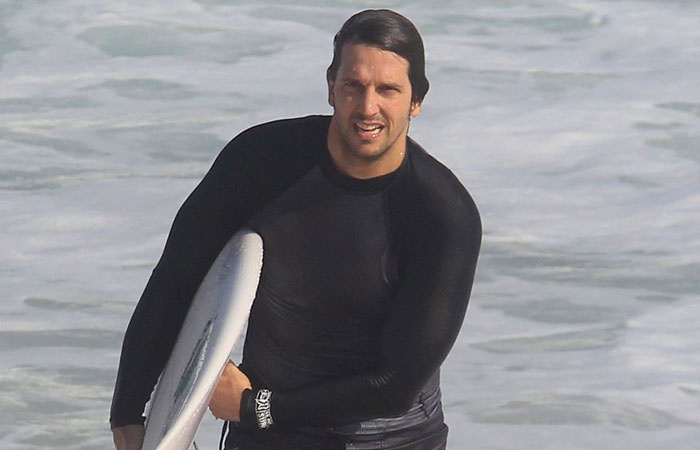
[109,115,327,428]
[110,141,246,427]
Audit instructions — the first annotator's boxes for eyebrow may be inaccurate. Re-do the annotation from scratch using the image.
[378,82,403,91]
[340,77,403,91]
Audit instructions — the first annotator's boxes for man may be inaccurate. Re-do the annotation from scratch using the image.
[111,9,481,450]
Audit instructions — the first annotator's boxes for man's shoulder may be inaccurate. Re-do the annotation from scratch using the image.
[404,138,479,218]
[214,115,330,172]
[233,115,331,147]
[389,138,481,247]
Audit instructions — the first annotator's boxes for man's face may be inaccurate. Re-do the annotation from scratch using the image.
[327,44,421,174]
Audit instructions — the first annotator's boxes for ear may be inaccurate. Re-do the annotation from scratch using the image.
[327,75,335,107]
[410,101,422,118]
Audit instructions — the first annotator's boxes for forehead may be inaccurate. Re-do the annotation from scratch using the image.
[337,44,410,81]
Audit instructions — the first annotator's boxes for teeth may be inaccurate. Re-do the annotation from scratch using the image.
[356,123,382,132]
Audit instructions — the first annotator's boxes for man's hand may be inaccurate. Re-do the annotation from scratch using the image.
[112,424,144,450]
[209,361,252,422]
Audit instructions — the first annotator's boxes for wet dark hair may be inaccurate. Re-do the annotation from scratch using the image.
[327,9,429,104]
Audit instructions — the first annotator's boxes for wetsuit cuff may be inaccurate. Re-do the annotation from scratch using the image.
[253,389,274,429]
[239,388,274,430]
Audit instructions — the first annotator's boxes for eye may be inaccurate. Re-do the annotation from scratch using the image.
[378,85,400,95]
[342,81,362,91]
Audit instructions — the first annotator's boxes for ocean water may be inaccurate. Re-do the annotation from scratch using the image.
[1,0,699,449]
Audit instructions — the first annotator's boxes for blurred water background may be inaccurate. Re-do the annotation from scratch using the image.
[1,0,699,448]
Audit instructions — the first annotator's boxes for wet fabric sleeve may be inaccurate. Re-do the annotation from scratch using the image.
[109,116,324,428]
[240,163,482,428]
[109,143,247,428]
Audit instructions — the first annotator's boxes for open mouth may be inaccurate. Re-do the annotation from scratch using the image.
[354,122,385,139]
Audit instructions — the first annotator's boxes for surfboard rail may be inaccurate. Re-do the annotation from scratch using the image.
[142,229,263,450]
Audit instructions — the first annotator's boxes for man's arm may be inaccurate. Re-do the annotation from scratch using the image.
[109,116,326,432]
[109,134,254,429]
[237,178,482,428]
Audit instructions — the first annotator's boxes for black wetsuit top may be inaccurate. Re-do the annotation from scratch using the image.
[110,115,481,445]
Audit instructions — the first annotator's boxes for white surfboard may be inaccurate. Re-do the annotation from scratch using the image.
[142,229,264,450]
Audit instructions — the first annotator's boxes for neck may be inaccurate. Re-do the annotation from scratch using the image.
[328,151,405,179]
[326,120,407,180]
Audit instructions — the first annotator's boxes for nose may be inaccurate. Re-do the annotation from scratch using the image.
[358,88,379,116]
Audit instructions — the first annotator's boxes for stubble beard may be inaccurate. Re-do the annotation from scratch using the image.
[338,114,412,164]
